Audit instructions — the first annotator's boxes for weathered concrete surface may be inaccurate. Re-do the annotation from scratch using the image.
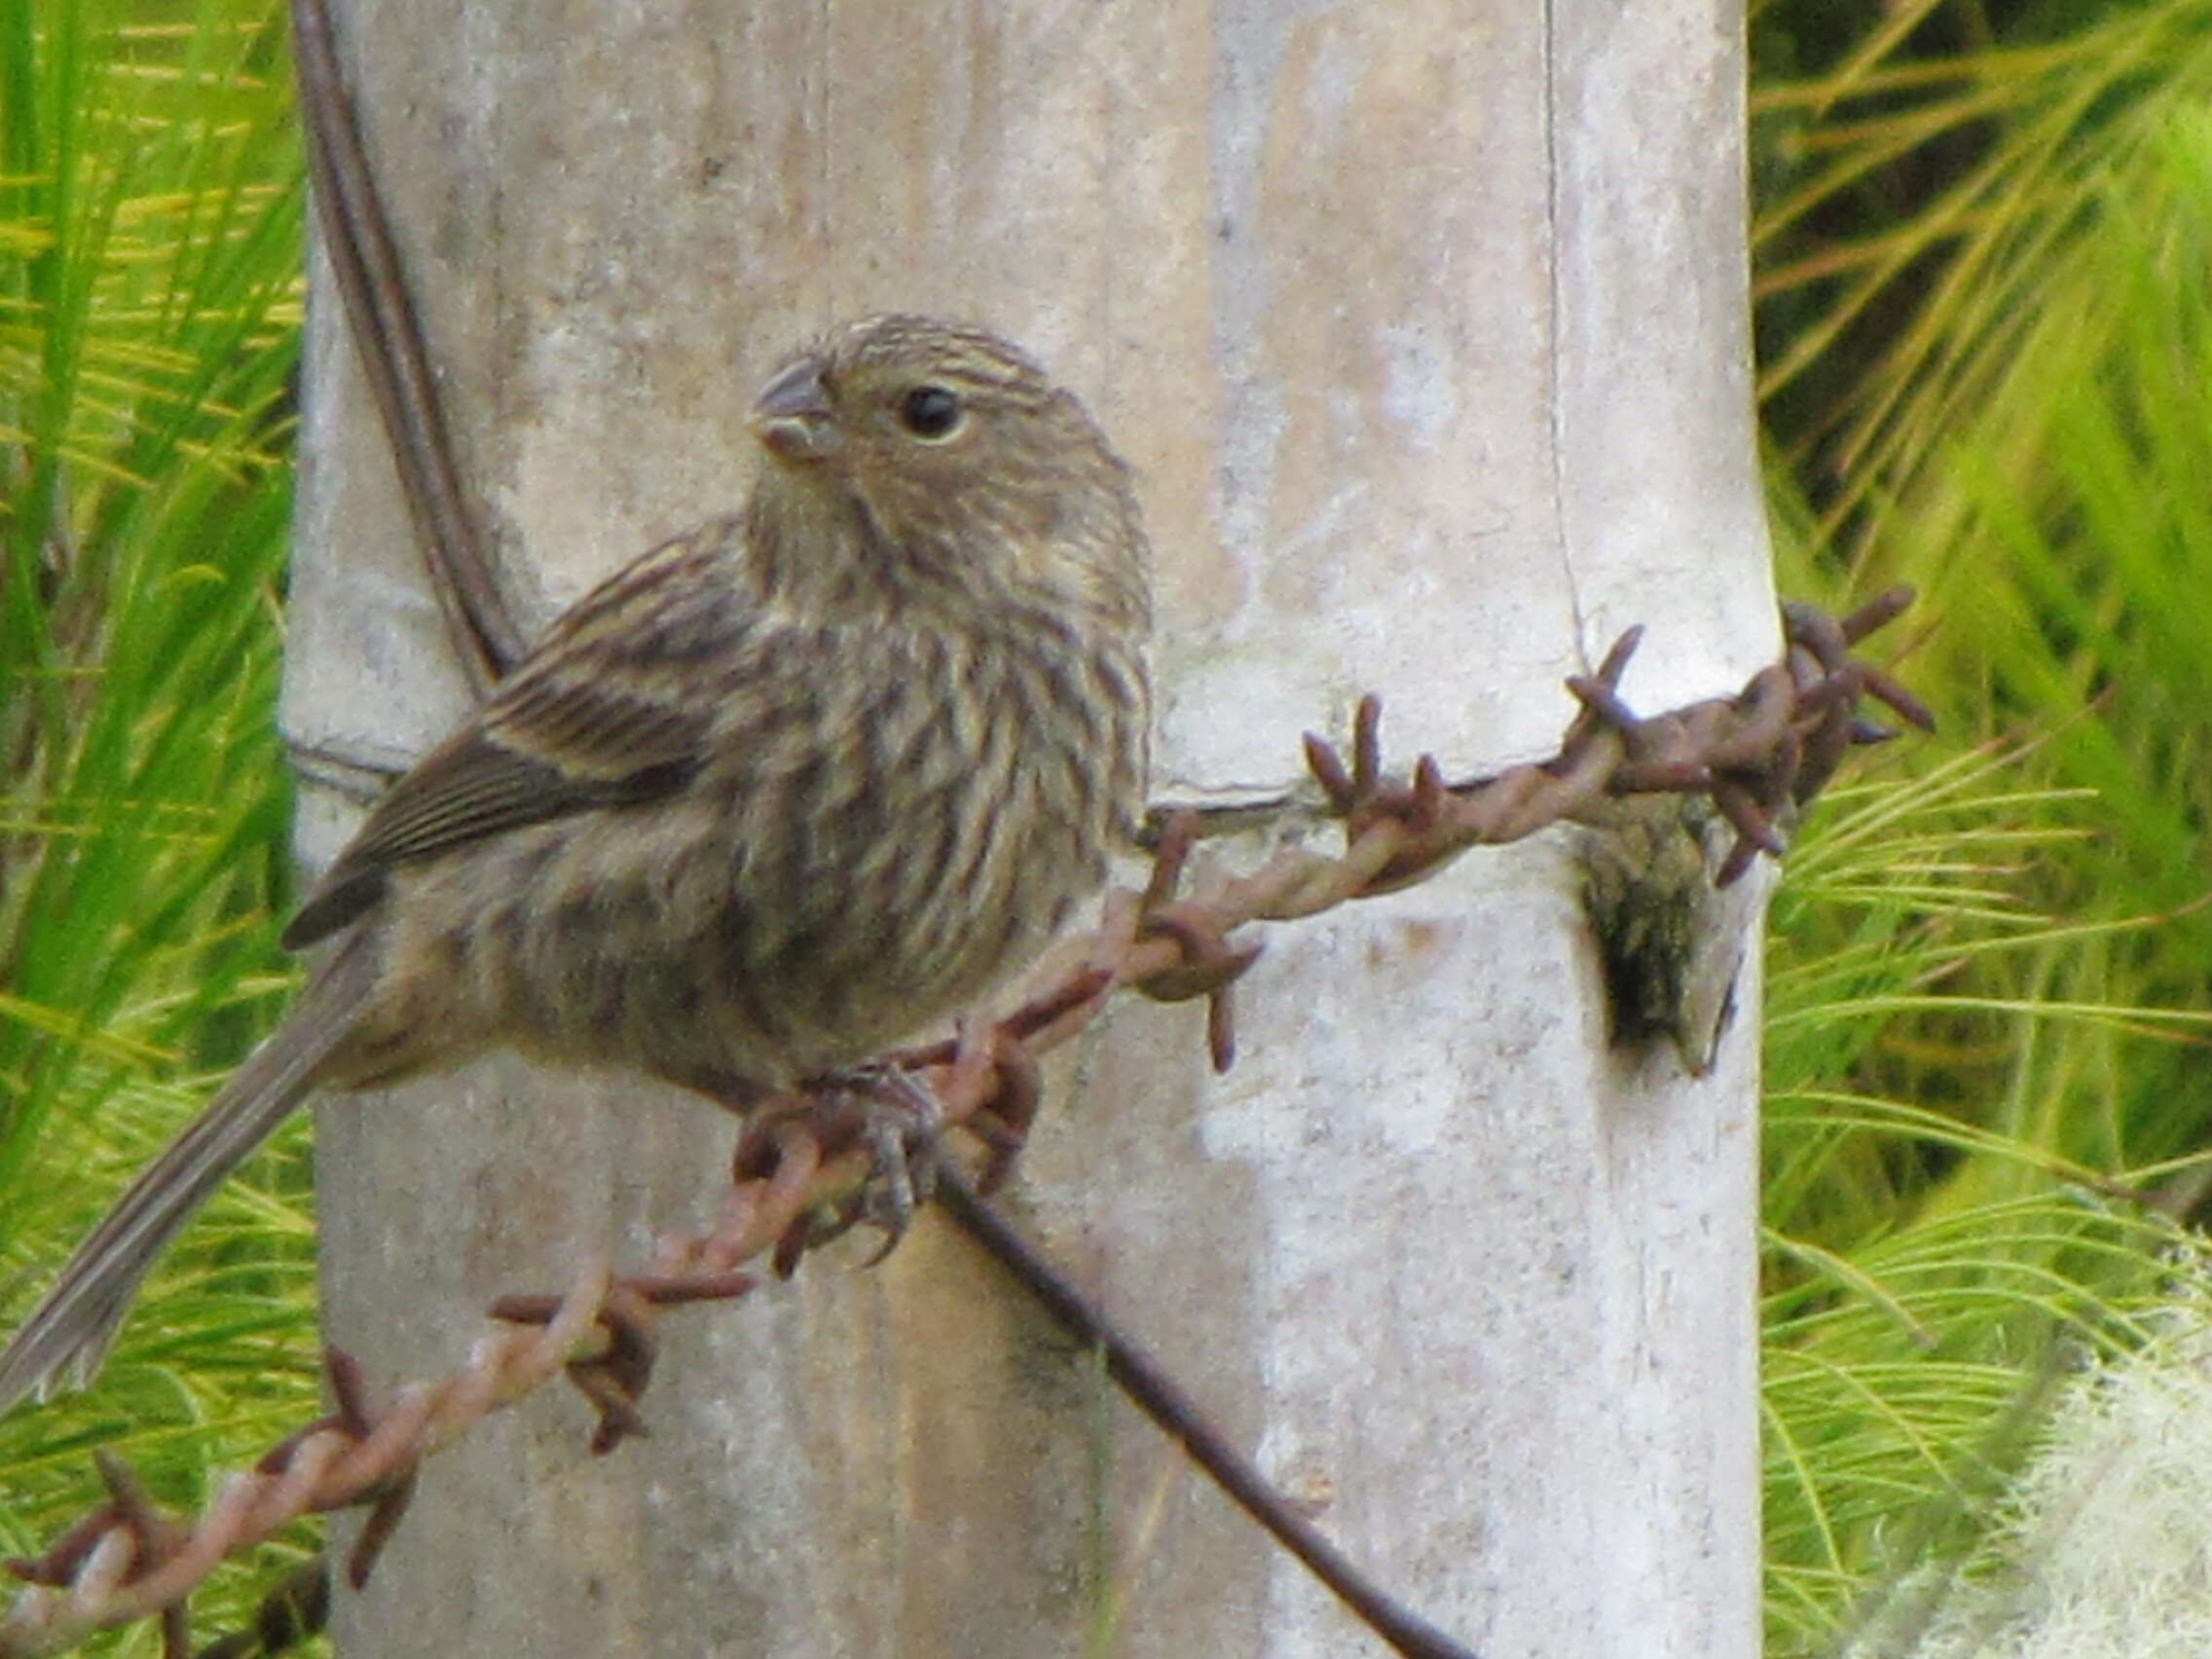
[292,4,1768,1654]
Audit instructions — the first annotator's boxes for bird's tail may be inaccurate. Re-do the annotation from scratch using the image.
[0,935,375,1416]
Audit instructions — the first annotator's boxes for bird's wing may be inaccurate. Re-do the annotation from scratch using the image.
[283,521,746,949]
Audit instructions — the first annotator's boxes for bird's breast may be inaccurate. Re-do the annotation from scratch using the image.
[386,620,1146,1098]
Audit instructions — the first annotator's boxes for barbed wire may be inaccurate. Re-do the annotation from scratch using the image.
[0,591,1928,1659]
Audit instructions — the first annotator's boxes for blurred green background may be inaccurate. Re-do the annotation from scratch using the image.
[3,0,2210,1651]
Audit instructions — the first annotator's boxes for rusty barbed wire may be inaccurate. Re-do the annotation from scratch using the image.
[0,591,1926,1659]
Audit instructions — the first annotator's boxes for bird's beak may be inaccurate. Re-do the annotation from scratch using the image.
[749,355,842,462]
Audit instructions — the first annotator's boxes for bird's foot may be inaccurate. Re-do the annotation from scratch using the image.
[803,1062,945,1262]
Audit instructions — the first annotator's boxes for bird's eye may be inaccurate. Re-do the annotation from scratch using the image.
[899,385,965,440]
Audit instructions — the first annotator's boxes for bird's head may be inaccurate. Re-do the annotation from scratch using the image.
[746,314,1149,635]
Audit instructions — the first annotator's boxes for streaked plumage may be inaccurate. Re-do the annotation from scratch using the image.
[0,315,1152,1413]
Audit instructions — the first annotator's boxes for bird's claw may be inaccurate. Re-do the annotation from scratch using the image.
[802,1063,944,1263]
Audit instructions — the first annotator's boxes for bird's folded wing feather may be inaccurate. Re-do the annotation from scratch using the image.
[283,524,748,949]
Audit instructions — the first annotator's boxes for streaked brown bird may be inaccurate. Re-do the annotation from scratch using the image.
[0,314,1152,1414]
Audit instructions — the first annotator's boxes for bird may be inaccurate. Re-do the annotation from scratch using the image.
[0,313,1153,1415]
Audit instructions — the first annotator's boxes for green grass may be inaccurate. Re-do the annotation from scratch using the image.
[1753,2,2212,1647]
[1754,744,2200,1653]
[0,2,315,1650]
